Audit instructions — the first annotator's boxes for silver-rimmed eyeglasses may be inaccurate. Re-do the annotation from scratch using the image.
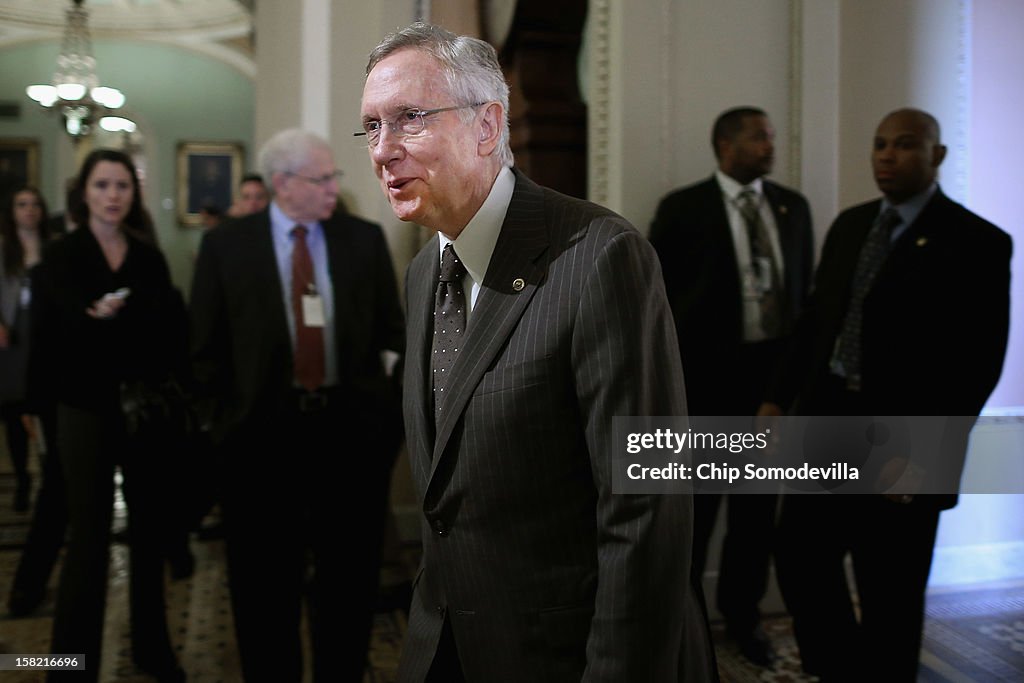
[285,169,344,186]
[355,103,485,146]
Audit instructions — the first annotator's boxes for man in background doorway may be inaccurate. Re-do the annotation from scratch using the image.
[650,106,814,668]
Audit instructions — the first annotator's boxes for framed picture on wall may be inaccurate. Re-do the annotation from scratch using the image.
[0,138,40,200]
[176,141,244,227]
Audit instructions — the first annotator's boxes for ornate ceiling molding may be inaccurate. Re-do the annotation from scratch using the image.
[0,0,254,77]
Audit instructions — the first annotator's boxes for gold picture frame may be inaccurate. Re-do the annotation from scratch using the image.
[0,138,41,198]
[176,141,244,227]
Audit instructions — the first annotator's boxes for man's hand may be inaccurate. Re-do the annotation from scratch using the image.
[21,415,38,442]
[877,456,924,504]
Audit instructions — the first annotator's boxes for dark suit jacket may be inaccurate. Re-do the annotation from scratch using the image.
[29,227,178,412]
[649,176,814,414]
[768,188,1012,507]
[398,170,715,682]
[189,208,404,443]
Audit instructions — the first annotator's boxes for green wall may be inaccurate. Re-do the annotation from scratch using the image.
[0,39,254,294]
[0,42,66,208]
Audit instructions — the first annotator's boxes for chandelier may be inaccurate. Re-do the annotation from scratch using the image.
[25,0,135,140]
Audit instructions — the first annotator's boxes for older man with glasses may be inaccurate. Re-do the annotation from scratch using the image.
[359,23,716,683]
[190,128,405,682]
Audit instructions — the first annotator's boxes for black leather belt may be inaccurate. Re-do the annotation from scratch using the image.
[288,386,340,414]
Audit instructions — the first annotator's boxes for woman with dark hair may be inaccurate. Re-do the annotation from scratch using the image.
[0,185,51,511]
[0,186,50,275]
[31,149,186,682]
[2,185,69,620]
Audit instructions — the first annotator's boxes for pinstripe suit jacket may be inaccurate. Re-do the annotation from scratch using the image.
[398,170,715,682]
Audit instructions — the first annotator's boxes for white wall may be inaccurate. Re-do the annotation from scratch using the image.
[254,2,303,146]
[589,0,795,236]
[838,0,969,210]
[969,0,1024,411]
[930,0,1024,588]
[795,0,840,241]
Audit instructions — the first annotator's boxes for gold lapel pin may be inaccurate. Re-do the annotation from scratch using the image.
[779,205,788,215]
[512,278,525,292]
[916,237,928,247]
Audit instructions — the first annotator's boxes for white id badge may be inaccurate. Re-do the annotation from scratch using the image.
[302,294,325,327]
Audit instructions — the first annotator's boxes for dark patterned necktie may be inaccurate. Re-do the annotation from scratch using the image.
[291,225,325,391]
[833,207,903,390]
[738,189,784,337]
[432,244,467,420]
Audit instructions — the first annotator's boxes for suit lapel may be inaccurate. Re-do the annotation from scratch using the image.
[876,190,947,287]
[322,216,355,372]
[703,177,733,250]
[706,178,743,332]
[763,182,800,327]
[249,213,292,349]
[429,172,549,472]
[406,236,440,487]
[764,183,796,286]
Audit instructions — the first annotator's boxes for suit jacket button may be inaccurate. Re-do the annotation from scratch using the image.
[433,519,448,536]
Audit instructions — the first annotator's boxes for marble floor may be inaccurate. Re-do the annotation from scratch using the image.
[0,507,414,682]
[0,437,413,682]
[3,437,1024,682]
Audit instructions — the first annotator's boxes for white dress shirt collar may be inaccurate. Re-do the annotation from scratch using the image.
[269,200,322,244]
[716,169,765,202]
[437,166,515,292]
[880,183,938,241]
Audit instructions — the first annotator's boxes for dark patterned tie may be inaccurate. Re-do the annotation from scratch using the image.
[833,207,903,390]
[291,225,325,391]
[738,189,784,337]
[433,244,467,420]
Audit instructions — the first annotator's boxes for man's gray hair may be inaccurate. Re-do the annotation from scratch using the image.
[366,22,513,168]
[258,129,333,193]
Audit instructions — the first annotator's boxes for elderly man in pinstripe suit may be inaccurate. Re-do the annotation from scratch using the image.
[360,22,716,682]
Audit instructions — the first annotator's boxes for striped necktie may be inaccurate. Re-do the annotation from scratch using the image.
[832,207,903,390]
[738,188,785,337]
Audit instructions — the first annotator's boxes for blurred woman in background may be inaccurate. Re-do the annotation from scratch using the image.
[0,186,51,512]
[30,149,186,683]
[2,185,72,620]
